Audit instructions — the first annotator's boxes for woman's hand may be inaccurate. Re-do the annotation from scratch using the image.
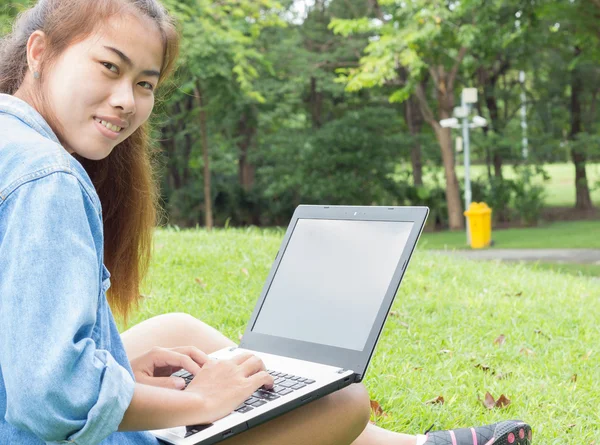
[130,346,209,390]
[185,352,274,424]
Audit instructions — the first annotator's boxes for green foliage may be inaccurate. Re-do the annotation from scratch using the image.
[2,0,599,227]
[401,164,549,229]
[161,0,285,102]
[470,167,548,226]
[510,167,548,226]
[399,170,449,229]
[255,107,407,218]
[0,0,30,36]
[482,177,514,223]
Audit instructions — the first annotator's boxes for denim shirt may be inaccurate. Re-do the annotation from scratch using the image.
[0,93,160,445]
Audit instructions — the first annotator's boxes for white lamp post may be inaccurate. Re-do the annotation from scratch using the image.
[440,88,487,244]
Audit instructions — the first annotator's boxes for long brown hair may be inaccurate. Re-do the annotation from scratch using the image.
[0,0,180,322]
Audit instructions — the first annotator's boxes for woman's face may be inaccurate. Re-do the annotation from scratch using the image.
[26,13,164,160]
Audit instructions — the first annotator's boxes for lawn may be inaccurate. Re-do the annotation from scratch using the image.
[420,220,600,250]
[537,163,600,207]
[123,227,600,444]
[433,162,600,207]
[523,262,600,279]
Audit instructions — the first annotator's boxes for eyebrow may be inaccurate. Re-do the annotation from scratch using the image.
[103,45,161,78]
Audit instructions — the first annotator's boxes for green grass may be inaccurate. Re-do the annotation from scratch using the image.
[523,262,600,278]
[420,220,600,250]
[123,227,600,444]
[426,162,600,207]
[537,163,600,207]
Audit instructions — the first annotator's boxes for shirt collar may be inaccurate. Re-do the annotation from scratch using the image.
[0,93,61,145]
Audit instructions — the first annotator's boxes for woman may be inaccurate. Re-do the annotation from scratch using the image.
[0,1,532,444]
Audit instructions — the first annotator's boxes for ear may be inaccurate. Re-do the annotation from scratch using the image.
[26,30,48,75]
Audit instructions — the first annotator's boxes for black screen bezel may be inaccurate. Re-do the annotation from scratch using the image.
[240,205,428,380]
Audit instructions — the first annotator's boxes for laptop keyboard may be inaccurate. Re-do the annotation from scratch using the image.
[172,368,315,414]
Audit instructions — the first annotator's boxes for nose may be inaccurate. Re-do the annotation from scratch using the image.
[109,82,136,115]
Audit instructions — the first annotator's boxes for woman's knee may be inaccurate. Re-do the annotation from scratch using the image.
[122,311,234,359]
[335,382,371,432]
[222,382,371,445]
[151,311,197,326]
[305,382,371,444]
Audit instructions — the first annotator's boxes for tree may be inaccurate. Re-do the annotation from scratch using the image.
[534,0,600,210]
[330,1,497,229]
[160,0,284,228]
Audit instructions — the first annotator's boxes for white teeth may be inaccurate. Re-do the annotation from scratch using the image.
[95,118,122,132]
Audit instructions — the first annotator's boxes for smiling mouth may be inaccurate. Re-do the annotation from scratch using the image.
[94,117,123,133]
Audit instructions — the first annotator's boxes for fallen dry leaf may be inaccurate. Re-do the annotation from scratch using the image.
[369,400,387,417]
[480,391,511,409]
[494,334,506,346]
[241,268,249,277]
[495,371,512,380]
[424,395,445,405]
[389,311,399,317]
[482,392,496,409]
[495,394,511,408]
[570,374,578,383]
[534,329,551,340]
[475,363,493,373]
[194,277,207,287]
[520,347,535,356]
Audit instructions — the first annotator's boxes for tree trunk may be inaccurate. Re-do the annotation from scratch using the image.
[194,83,213,230]
[485,78,504,179]
[404,95,423,186]
[477,100,492,180]
[237,111,257,191]
[412,50,468,230]
[570,46,593,211]
[309,76,323,128]
[493,153,503,179]
[414,65,465,230]
[434,122,463,229]
[237,109,260,226]
[477,60,510,179]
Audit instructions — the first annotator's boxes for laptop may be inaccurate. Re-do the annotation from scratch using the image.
[151,205,429,444]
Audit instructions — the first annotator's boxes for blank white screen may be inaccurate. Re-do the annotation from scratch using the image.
[252,219,413,351]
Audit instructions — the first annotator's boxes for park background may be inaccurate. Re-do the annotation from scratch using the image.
[2,0,599,443]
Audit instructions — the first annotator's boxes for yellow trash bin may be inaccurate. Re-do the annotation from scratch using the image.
[463,202,492,249]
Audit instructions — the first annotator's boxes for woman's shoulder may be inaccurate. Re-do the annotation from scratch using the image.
[0,113,99,211]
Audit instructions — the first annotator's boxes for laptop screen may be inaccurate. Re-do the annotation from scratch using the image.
[251,218,414,352]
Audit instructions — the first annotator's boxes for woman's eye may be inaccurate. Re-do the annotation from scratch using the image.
[102,62,118,74]
[102,62,154,91]
[140,81,155,91]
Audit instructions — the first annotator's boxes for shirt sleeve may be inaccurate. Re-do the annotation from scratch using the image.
[0,172,135,444]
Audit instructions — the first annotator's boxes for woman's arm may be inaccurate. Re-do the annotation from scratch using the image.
[0,173,135,443]
[120,352,274,430]
[119,383,206,431]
